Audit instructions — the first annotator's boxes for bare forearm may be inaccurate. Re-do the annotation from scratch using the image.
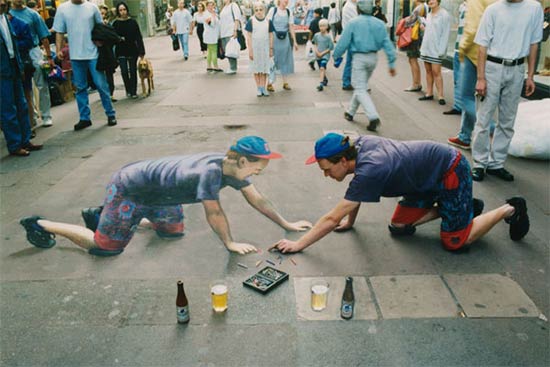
[206,211,233,246]
[346,204,360,226]
[527,43,538,79]
[296,214,339,250]
[477,46,487,80]
[55,33,64,53]
[41,38,52,58]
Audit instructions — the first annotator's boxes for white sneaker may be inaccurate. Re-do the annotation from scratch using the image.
[224,69,236,75]
[42,117,53,127]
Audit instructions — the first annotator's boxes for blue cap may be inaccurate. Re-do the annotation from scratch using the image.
[305,133,350,164]
[230,136,282,159]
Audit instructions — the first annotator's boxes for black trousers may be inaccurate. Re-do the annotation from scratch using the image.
[118,56,138,96]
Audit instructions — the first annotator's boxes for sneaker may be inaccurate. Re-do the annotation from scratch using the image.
[486,167,514,181]
[344,112,353,122]
[322,77,328,86]
[388,224,416,236]
[107,116,117,126]
[20,216,56,248]
[81,206,103,232]
[224,69,237,75]
[342,85,354,91]
[505,197,529,241]
[473,198,484,218]
[447,137,471,150]
[42,117,53,127]
[74,120,92,131]
[267,84,275,92]
[472,167,485,182]
[367,118,381,132]
[317,84,324,91]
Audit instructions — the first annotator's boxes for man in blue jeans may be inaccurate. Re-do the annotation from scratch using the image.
[53,0,116,131]
[341,0,357,90]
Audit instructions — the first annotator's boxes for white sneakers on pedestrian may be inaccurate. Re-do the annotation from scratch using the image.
[224,69,236,75]
[42,117,53,127]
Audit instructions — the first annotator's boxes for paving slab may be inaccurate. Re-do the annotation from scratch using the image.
[371,275,459,319]
[444,273,541,318]
[294,276,377,321]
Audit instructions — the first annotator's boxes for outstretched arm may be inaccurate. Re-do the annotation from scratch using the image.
[272,198,360,253]
[241,185,312,232]
[202,199,257,254]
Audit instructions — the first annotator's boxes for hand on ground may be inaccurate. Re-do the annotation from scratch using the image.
[334,218,353,232]
[269,239,303,253]
[284,220,313,232]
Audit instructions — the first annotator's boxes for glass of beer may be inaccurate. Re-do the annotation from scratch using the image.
[211,280,228,312]
[311,279,329,312]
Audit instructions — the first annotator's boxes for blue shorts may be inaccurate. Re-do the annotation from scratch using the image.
[94,180,184,251]
[391,153,474,251]
[316,59,328,69]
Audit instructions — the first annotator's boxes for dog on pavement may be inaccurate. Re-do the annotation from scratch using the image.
[138,58,154,97]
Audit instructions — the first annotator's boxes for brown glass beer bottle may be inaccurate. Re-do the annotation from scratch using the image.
[176,280,190,324]
[340,277,355,320]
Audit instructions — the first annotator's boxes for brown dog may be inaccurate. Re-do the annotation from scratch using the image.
[138,58,154,96]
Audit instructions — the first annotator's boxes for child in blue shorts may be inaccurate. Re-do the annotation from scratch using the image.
[312,19,334,91]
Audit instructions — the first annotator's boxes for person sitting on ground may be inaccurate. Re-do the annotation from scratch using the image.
[312,18,333,91]
[21,136,312,256]
[271,133,530,254]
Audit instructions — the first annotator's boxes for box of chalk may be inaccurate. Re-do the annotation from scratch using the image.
[243,266,289,294]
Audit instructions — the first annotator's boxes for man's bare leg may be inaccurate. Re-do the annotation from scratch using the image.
[37,219,96,250]
[465,204,514,244]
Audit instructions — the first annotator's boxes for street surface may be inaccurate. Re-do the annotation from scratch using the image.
[1,33,549,366]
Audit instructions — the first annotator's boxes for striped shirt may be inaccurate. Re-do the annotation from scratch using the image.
[454,2,467,52]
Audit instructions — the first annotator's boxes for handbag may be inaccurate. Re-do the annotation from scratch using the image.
[171,34,180,51]
[397,26,413,49]
[411,22,420,41]
[395,18,407,36]
[231,4,247,50]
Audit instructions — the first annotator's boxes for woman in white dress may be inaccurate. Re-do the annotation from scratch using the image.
[245,2,274,96]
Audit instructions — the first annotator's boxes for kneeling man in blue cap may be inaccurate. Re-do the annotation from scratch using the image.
[272,133,529,253]
[21,136,312,256]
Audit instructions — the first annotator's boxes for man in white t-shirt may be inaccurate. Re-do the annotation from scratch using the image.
[53,0,116,131]
[172,0,193,60]
[471,0,543,182]
[340,0,357,90]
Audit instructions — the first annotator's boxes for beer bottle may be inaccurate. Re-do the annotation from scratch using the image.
[340,277,354,320]
[176,280,190,324]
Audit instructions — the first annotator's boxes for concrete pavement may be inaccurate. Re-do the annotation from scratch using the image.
[1,33,549,366]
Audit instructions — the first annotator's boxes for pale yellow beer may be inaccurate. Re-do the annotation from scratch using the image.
[311,282,329,312]
[211,284,228,312]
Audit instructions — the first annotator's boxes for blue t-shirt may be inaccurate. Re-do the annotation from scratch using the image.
[312,32,334,61]
[113,153,251,206]
[53,1,102,60]
[344,136,456,203]
[9,7,49,46]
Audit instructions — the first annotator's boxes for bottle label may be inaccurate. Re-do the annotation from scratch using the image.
[341,302,353,318]
[177,306,190,323]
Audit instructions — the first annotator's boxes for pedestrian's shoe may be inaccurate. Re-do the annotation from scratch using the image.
[10,148,30,157]
[322,77,328,86]
[107,116,117,126]
[443,108,461,115]
[317,84,324,91]
[367,118,381,132]
[505,197,529,241]
[224,69,236,75]
[261,87,270,96]
[344,112,353,122]
[30,130,36,139]
[257,88,263,97]
[486,167,514,181]
[20,216,56,249]
[22,142,43,151]
[419,95,434,101]
[438,98,446,105]
[184,56,188,61]
[309,61,315,71]
[342,85,354,91]
[74,120,92,131]
[42,117,53,127]
[111,96,118,103]
[404,85,422,92]
[388,224,416,236]
[447,137,471,150]
[81,206,104,232]
[267,84,275,92]
[472,167,485,182]
[131,94,139,99]
[473,198,484,218]
[283,83,291,90]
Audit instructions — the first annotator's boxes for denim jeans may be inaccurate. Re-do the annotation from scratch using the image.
[118,56,138,96]
[472,61,524,169]
[456,57,496,145]
[342,49,353,87]
[0,69,31,152]
[177,33,189,57]
[71,58,115,121]
[452,52,463,111]
[347,53,379,121]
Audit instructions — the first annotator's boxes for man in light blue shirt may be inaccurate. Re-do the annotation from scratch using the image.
[53,0,116,131]
[333,0,396,132]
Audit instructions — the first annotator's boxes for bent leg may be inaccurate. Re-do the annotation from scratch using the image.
[37,219,96,250]
[465,204,514,244]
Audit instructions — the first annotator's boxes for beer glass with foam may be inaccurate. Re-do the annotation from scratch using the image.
[211,280,228,312]
[310,279,329,312]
